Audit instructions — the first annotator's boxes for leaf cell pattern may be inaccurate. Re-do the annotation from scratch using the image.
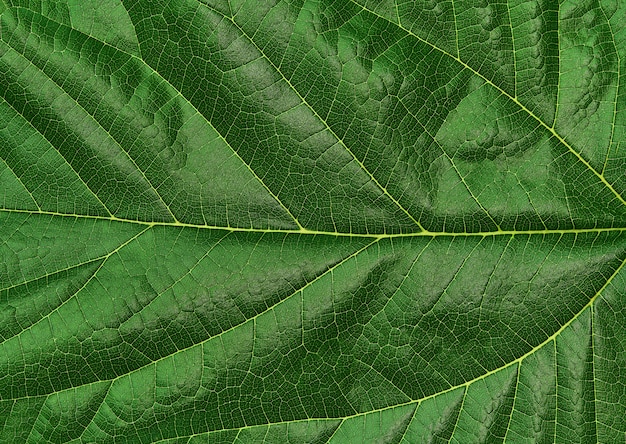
[0,0,625,443]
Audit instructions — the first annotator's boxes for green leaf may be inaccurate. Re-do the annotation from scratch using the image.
[1,0,625,442]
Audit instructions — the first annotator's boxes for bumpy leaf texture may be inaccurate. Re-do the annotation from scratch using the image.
[0,0,625,442]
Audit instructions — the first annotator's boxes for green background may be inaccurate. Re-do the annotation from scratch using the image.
[0,0,625,442]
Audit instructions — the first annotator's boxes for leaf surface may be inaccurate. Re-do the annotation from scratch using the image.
[1,0,625,442]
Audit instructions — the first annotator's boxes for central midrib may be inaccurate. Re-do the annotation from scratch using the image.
[3,207,625,239]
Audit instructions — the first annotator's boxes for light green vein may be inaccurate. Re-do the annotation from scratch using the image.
[204,3,425,232]
[152,251,625,435]
[116,230,232,330]
[0,256,104,294]
[363,235,433,324]
[0,225,151,347]
[324,419,345,444]
[0,153,40,211]
[553,336,558,444]
[395,94,501,229]
[0,95,113,217]
[448,386,468,441]
[450,0,459,58]
[1,38,179,223]
[146,418,343,444]
[426,236,486,318]
[478,235,516,327]
[397,402,418,443]
[349,1,626,208]
[22,393,48,443]
[504,0,518,98]
[502,362,521,443]
[47,237,381,407]
[2,207,626,239]
[394,0,400,26]
[367,252,626,424]
[8,6,303,231]
[590,301,600,436]
[511,170,549,230]
[354,355,412,401]
[553,3,561,129]
[599,4,621,177]
[75,381,114,443]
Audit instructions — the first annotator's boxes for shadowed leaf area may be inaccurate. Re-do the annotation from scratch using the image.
[0,0,625,442]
